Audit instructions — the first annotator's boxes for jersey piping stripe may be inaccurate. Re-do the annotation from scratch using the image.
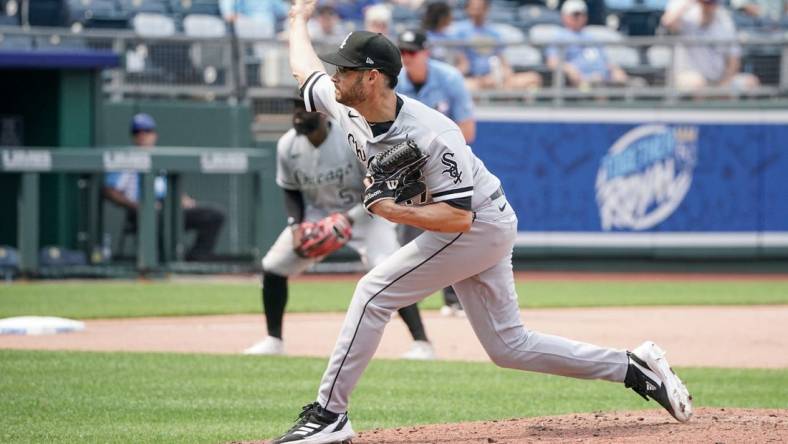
[432,191,474,202]
[431,186,473,198]
[302,72,326,113]
[324,232,464,408]
[299,71,321,103]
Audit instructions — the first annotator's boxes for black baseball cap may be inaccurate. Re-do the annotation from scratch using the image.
[318,31,402,78]
[398,29,428,51]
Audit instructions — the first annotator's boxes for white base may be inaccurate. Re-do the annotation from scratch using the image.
[0,316,85,335]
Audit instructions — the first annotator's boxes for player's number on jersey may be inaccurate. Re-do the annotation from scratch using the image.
[339,188,355,206]
[348,133,366,162]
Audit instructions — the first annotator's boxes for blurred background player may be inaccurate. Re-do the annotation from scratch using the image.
[395,29,476,316]
[244,99,435,359]
[102,113,225,262]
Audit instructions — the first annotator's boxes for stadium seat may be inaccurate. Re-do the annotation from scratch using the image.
[582,24,623,41]
[582,25,641,68]
[517,5,562,30]
[0,13,19,27]
[183,14,227,84]
[28,0,64,26]
[183,13,225,37]
[646,45,671,68]
[65,0,129,29]
[490,22,526,44]
[528,23,562,45]
[132,12,176,37]
[234,15,275,39]
[503,44,543,71]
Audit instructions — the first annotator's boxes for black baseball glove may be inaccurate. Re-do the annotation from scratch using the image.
[363,139,429,211]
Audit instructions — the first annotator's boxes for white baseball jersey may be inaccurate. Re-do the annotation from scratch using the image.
[301,71,501,210]
[301,71,629,416]
[264,119,399,277]
[276,120,366,222]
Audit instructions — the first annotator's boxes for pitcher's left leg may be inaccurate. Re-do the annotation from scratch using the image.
[453,251,629,382]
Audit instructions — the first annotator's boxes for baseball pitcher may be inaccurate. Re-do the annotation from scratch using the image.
[268,2,693,442]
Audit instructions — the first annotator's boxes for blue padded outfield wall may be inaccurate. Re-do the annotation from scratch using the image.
[473,108,788,255]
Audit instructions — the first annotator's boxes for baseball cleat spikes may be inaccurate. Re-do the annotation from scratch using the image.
[271,402,355,444]
[625,341,693,422]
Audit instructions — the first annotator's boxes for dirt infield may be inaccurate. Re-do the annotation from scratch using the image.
[343,408,788,444]
[2,306,787,368]
[238,408,788,443]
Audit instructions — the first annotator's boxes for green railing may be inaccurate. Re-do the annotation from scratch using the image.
[1,147,279,274]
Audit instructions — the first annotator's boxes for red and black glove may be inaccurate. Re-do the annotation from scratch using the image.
[293,213,352,258]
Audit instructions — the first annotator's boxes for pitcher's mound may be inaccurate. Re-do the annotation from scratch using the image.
[351,408,787,443]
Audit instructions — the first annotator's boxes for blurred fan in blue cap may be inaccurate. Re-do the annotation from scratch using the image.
[130,113,158,148]
[102,112,225,261]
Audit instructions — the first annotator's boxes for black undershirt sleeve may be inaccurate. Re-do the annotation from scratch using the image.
[283,188,305,224]
[444,196,472,211]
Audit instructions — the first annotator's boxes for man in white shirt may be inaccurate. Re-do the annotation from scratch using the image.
[661,0,760,92]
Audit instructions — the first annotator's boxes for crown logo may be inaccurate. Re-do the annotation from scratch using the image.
[673,126,698,143]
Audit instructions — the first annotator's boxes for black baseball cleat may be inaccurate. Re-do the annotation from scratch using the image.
[271,402,355,444]
[625,341,693,422]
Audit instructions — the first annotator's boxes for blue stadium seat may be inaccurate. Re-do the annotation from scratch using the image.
[504,44,543,71]
[28,0,64,27]
[517,5,562,31]
[65,0,130,29]
[0,13,20,27]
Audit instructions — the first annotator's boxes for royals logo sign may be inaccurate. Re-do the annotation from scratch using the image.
[595,125,698,231]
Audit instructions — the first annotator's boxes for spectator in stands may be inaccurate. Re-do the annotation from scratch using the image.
[102,114,225,262]
[661,0,760,93]
[451,0,542,90]
[421,1,457,63]
[397,29,476,142]
[220,0,288,36]
[557,0,608,25]
[546,0,629,89]
[308,4,349,45]
[364,3,393,37]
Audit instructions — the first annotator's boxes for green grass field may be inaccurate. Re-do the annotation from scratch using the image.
[1,280,787,318]
[1,280,787,443]
[1,350,787,444]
